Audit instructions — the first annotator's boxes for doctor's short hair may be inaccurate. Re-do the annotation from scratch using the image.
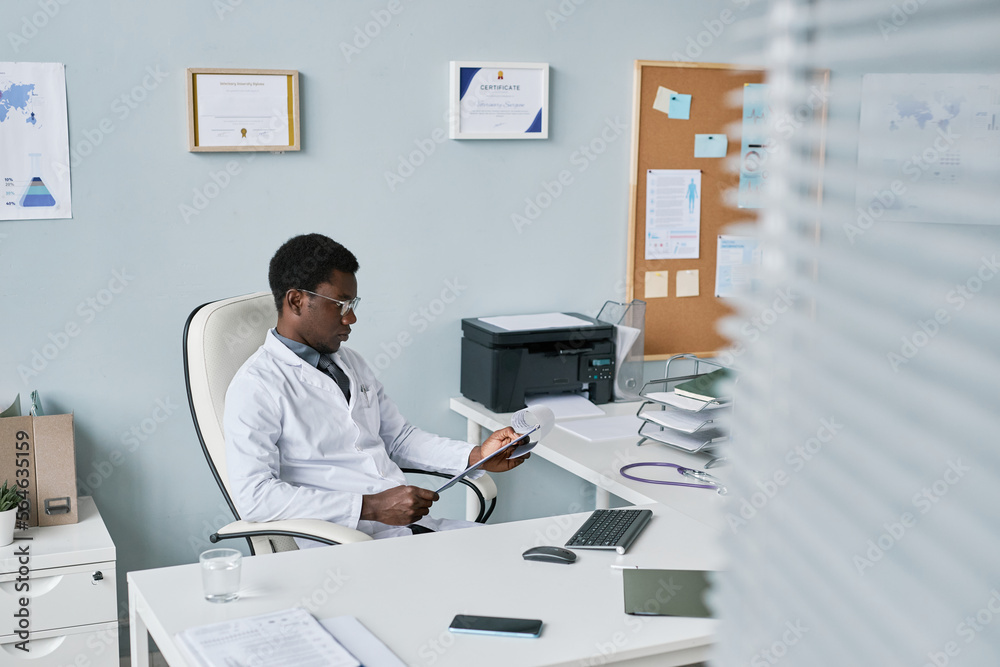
[268,234,360,314]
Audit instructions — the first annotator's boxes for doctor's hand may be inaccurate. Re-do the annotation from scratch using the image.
[361,485,439,525]
[467,426,531,473]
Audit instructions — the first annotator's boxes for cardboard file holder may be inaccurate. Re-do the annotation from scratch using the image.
[0,413,79,527]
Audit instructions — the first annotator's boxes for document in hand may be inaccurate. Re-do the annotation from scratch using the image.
[435,425,538,494]
[435,404,555,494]
[176,607,360,667]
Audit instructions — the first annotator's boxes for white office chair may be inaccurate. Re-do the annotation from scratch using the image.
[183,291,498,555]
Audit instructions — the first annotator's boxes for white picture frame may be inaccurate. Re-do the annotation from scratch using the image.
[449,61,549,140]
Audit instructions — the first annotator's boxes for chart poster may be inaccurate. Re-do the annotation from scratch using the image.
[738,83,770,209]
[715,235,762,297]
[856,73,1000,225]
[0,62,72,220]
[645,169,702,260]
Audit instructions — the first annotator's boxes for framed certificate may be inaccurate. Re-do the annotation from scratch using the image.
[187,68,300,152]
[449,61,549,140]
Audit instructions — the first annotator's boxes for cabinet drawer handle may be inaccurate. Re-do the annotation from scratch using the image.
[92,571,104,583]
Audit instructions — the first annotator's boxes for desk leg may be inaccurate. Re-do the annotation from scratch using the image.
[466,418,484,521]
[129,583,151,667]
[595,486,610,510]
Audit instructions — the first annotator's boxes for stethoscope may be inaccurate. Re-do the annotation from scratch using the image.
[619,462,727,495]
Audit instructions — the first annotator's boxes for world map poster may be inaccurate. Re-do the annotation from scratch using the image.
[856,73,1000,225]
[0,62,72,220]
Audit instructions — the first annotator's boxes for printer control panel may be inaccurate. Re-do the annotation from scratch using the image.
[583,356,615,382]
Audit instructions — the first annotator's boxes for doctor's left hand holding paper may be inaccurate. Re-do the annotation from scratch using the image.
[224,234,528,544]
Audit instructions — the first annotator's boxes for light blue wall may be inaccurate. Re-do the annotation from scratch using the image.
[0,0,748,643]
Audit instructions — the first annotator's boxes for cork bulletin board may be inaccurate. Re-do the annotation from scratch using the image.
[626,61,766,359]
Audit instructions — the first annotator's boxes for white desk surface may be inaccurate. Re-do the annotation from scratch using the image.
[450,397,727,530]
[128,503,722,667]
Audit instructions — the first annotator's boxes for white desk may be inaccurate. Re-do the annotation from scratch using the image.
[450,397,726,530]
[129,503,721,667]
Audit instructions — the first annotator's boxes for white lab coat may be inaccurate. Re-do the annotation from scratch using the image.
[224,330,478,542]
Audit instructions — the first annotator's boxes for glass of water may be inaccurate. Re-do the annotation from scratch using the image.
[200,548,242,603]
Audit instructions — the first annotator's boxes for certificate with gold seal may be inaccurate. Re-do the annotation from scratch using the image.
[449,62,549,139]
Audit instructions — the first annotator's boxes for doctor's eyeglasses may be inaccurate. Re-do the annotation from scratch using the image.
[294,289,361,317]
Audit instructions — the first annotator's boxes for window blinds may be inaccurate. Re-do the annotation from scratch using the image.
[712,0,1000,665]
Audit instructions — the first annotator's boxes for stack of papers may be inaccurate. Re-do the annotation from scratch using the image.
[525,393,605,419]
[643,391,730,411]
[176,608,404,667]
[638,423,728,452]
[673,368,733,402]
[638,408,728,434]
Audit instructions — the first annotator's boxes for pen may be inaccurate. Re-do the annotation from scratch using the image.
[610,564,639,570]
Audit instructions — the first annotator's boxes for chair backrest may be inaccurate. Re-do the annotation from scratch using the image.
[183,292,277,519]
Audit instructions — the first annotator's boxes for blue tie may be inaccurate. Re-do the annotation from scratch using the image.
[317,356,351,403]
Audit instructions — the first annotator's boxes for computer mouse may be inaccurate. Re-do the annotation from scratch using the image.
[522,546,578,564]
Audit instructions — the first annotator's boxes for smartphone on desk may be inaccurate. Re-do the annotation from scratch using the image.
[449,614,543,638]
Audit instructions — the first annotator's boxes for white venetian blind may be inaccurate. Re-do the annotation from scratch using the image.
[712,0,1000,665]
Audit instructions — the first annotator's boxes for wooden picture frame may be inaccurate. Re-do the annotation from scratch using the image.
[186,68,300,152]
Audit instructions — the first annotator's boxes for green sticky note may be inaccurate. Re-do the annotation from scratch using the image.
[668,94,691,119]
[694,134,728,158]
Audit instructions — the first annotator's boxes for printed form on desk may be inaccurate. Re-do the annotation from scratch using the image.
[176,607,404,667]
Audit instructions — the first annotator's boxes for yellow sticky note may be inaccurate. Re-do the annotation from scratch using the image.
[652,86,677,115]
[644,271,669,298]
[676,270,700,297]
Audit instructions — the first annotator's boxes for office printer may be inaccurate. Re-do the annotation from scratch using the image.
[460,313,616,413]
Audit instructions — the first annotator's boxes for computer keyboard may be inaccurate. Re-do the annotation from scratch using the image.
[564,508,653,555]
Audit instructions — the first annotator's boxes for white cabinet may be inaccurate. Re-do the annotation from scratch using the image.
[0,496,118,665]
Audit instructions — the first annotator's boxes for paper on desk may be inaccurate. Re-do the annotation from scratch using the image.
[320,616,406,667]
[526,393,604,419]
[479,313,594,331]
[644,391,729,411]
[176,608,360,667]
[640,424,728,452]
[556,415,643,442]
[639,408,729,434]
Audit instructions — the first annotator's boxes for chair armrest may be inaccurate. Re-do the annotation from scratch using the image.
[464,473,497,503]
[211,519,373,547]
